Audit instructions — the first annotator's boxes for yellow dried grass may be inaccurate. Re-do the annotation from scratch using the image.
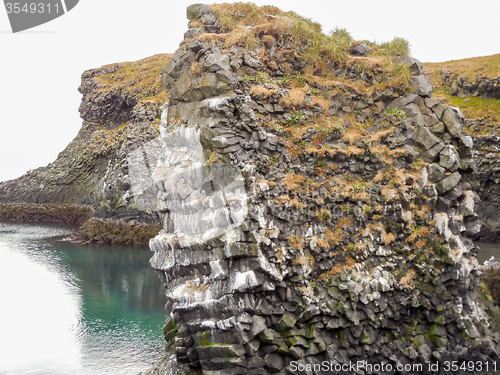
[279,88,306,107]
[251,85,279,98]
[281,173,305,190]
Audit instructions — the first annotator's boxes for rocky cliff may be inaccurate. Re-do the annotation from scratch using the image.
[0,54,171,243]
[142,4,500,375]
[425,55,500,242]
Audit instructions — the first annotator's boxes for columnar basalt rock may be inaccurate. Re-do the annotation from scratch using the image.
[424,57,500,243]
[145,4,499,375]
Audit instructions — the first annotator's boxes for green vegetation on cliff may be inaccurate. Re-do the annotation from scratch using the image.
[199,2,412,90]
[94,53,171,105]
[211,2,410,62]
[146,4,500,374]
[0,54,174,244]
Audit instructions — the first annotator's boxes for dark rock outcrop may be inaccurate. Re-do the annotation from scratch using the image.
[0,3,498,372]
[469,128,500,242]
[351,43,371,57]
[424,59,500,242]
[440,71,500,99]
[0,203,92,225]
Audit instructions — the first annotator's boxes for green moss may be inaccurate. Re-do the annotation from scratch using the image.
[201,332,213,347]
[163,316,177,333]
[77,219,162,245]
[425,324,446,347]
[386,108,407,119]
[417,281,435,296]
[163,317,178,343]
[200,331,231,351]
[361,330,370,344]
[269,156,279,164]
[447,95,500,128]
[425,332,438,347]
[462,330,470,340]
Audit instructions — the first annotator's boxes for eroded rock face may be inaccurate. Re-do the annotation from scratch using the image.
[145,5,498,375]
[78,66,138,129]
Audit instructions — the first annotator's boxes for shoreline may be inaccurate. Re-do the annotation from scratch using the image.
[0,203,161,245]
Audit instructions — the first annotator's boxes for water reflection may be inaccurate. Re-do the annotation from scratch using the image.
[0,245,83,375]
[0,223,166,375]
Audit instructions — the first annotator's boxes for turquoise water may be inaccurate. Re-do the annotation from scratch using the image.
[0,222,166,375]
[1,222,497,375]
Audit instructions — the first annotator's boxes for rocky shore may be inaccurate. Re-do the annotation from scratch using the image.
[0,203,92,226]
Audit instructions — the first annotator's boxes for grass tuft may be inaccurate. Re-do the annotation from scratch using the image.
[209,2,410,81]
[371,37,411,57]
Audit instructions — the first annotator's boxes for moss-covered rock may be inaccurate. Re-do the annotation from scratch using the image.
[76,218,162,245]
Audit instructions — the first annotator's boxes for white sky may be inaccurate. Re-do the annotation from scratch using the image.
[0,0,499,182]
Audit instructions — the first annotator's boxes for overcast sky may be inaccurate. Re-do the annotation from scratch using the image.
[0,0,498,182]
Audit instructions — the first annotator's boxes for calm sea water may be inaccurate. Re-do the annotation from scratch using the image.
[0,222,166,375]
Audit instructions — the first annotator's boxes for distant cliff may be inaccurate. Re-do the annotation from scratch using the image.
[0,54,170,243]
[425,54,500,242]
[142,3,499,375]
